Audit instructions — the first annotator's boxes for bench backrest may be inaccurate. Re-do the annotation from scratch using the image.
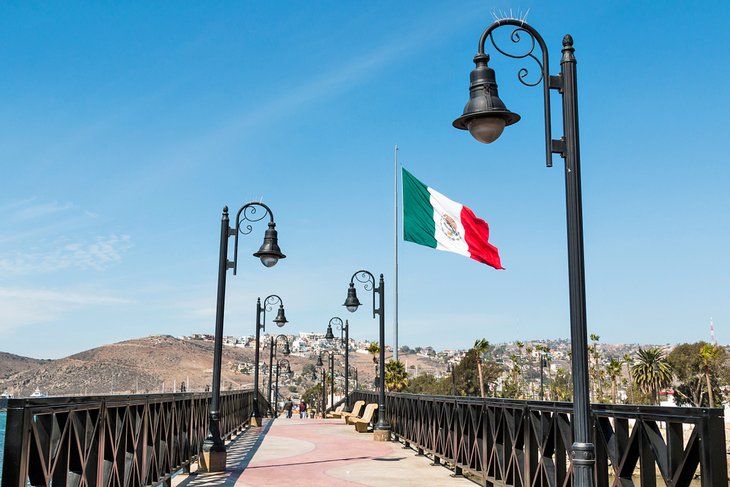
[359,403,378,423]
[349,400,365,417]
[336,403,345,412]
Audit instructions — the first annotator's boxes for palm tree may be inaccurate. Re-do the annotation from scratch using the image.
[605,358,622,403]
[385,359,408,392]
[622,353,634,403]
[506,353,523,398]
[473,339,490,398]
[632,347,673,405]
[535,343,553,399]
[366,341,380,363]
[699,344,720,408]
[589,333,601,401]
[515,341,525,394]
[525,345,534,398]
[366,341,380,389]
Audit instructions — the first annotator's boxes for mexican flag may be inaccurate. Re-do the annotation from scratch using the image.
[402,167,503,269]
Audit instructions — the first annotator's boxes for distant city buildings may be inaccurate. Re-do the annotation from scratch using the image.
[181,331,392,360]
[180,332,664,402]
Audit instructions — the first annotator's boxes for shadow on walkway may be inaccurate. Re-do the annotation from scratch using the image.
[175,419,273,487]
[245,455,372,470]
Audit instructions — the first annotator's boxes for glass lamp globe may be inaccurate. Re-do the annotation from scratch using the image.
[259,255,279,268]
[467,117,506,144]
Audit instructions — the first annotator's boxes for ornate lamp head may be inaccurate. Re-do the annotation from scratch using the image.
[343,283,362,312]
[325,324,335,341]
[273,305,288,327]
[453,54,520,144]
[253,222,286,267]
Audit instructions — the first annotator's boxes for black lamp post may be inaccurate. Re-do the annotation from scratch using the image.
[309,368,319,416]
[348,366,359,392]
[325,317,350,408]
[447,363,457,396]
[268,334,291,416]
[453,19,594,485]
[202,203,285,472]
[319,365,326,418]
[253,295,288,426]
[317,351,337,412]
[540,352,548,401]
[343,270,390,441]
[274,358,293,413]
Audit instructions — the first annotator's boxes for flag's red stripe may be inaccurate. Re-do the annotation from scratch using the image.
[460,205,504,270]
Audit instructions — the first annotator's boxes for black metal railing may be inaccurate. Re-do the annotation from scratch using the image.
[352,391,727,487]
[2,389,268,487]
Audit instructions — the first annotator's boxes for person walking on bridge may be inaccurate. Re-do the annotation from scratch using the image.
[283,397,293,419]
[299,399,307,418]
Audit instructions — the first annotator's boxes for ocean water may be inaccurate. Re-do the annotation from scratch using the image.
[0,411,5,480]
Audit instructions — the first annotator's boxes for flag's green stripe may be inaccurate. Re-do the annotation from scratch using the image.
[402,167,437,248]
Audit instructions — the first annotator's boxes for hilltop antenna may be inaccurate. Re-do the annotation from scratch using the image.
[710,317,717,345]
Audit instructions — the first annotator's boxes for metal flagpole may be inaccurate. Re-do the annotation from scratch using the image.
[393,145,399,361]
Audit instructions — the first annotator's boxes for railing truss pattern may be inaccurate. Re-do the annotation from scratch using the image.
[2,389,266,487]
[352,391,726,487]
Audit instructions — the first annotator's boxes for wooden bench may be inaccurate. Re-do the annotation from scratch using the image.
[354,403,378,433]
[341,401,365,423]
[332,401,365,418]
[325,403,345,418]
[345,401,367,425]
[330,403,350,419]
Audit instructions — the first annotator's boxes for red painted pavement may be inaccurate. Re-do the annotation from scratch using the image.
[236,417,392,486]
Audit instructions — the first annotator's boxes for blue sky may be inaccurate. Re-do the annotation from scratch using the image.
[0,1,728,358]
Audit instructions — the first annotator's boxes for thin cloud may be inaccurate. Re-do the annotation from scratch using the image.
[13,201,74,221]
[0,287,131,333]
[0,234,132,274]
[0,197,75,221]
[142,41,411,166]
[0,197,39,213]
[0,198,99,245]
[113,6,484,194]
[0,287,130,305]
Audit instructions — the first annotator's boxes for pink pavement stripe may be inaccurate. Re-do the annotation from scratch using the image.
[236,418,392,486]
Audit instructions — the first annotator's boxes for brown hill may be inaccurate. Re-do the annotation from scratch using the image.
[0,335,446,399]
[0,336,261,397]
[0,352,49,381]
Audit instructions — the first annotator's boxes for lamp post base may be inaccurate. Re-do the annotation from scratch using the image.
[249,415,263,427]
[199,449,227,473]
[373,428,391,442]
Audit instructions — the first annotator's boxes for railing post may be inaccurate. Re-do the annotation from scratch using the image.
[96,399,107,486]
[593,416,609,487]
[700,408,727,487]
[142,398,150,483]
[481,402,490,485]
[525,405,537,486]
[638,421,657,487]
[189,396,196,463]
[451,400,462,477]
[1,400,30,487]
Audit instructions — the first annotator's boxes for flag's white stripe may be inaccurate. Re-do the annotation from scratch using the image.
[427,187,470,258]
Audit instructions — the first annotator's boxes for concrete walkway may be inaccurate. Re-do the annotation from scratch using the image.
[174,416,475,486]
